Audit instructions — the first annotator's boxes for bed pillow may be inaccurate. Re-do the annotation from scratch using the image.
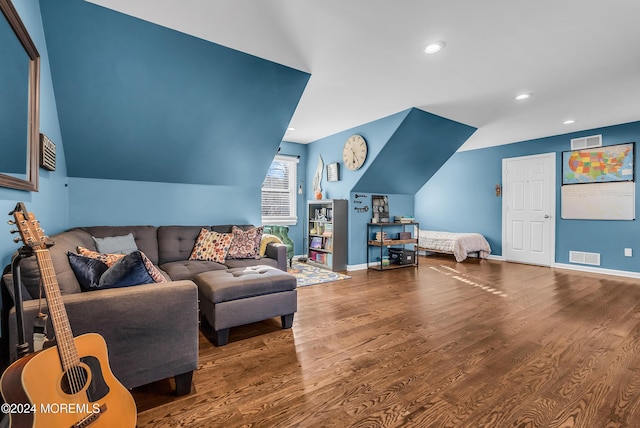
[93,233,138,255]
[98,251,156,289]
[67,252,109,291]
[189,228,233,263]
[227,226,263,259]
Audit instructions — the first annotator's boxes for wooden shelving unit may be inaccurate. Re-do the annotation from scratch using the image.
[367,222,419,270]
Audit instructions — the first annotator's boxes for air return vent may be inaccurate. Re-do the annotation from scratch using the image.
[569,251,601,266]
[570,134,602,150]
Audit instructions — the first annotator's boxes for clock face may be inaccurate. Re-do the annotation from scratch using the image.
[342,135,367,171]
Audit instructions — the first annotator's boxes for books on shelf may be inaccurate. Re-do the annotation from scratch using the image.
[394,216,415,223]
[310,236,323,249]
[312,207,333,221]
[375,231,389,241]
[309,250,332,266]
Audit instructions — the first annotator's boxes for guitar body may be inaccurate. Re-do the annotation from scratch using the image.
[1,333,136,428]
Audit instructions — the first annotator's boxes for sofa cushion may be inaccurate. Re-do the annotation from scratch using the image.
[82,226,159,265]
[189,229,233,263]
[93,233,138,255]
[19,228,94,298]
[227,226,263,259]
[157,226,208,265]
[159,260,227,281]
[223,257,278,270]
[98,251,157,290]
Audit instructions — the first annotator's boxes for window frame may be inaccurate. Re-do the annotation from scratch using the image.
[261,154,299,225]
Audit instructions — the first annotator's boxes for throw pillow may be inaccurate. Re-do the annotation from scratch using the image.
[67,252,109,291]
[259,234,282,257]
[77,246,125,267]
[98,251,156,289]
[189,228,233,263]
[93,233,138,254]
[139,251,168,283]
[227,226,264,259]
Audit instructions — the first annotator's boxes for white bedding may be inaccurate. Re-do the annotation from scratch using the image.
[418,230,491,262]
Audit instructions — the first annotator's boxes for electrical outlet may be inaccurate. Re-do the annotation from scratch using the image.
[625,248,633,257]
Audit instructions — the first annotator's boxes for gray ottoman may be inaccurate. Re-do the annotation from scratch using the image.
[194,265,297,346]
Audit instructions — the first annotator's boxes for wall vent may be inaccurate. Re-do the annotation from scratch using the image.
[571,134,602,150]
[569,251,601,266]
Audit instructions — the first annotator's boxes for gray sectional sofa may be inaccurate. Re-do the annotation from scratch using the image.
[0,224,288,395]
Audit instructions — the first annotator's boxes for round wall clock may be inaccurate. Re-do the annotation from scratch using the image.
[342,135,367,171]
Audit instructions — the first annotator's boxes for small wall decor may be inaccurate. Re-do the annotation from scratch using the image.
[40,133,56,171]
[313,155,324,199]
[371,195,389,223]
[327,162,340,182]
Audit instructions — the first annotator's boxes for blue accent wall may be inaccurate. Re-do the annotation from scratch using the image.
[416,120,640,273]
[39,0,309,187]
[354,109,476,194]
[0,0,68,268]
[67,178,261,227]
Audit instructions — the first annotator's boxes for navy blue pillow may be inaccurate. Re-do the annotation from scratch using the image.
[98,251,155,289]
[68,252,109,291]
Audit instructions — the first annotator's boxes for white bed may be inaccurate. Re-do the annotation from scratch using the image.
[418,230,491,262]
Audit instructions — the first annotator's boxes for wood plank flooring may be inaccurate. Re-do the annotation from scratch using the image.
[132,255,640,427]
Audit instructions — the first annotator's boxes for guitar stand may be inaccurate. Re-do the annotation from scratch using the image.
[10,246,34,359]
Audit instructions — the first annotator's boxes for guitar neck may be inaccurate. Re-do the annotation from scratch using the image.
[34,248,80,371]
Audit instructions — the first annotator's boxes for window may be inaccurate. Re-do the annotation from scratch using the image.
[261,155,299,225]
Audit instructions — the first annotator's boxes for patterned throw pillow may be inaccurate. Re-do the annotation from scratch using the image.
[189,228,233,263]
[139,251,168,283]
[77,246,125,267]
[227,226,264,259]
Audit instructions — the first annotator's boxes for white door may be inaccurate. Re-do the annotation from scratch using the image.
[502,153,555,266]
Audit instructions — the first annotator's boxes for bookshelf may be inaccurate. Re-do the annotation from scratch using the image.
[307,199,347,271]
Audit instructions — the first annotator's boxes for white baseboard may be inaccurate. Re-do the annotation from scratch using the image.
[347,263,368,271]
[553,262,640,280]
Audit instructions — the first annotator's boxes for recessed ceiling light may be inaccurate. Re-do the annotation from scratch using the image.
[286,127,296,132]
[424,41,444,54]
[515,93,531,101]
[563,119,576,125]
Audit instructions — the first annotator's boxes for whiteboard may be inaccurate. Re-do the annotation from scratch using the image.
[561,181,635,220]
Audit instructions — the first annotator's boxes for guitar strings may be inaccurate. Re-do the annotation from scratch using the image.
[35,249,88,396]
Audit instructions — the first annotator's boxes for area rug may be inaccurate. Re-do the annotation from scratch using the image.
[288,261,351,287]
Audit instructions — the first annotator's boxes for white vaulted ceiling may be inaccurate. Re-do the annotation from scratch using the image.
[87,0,640,150]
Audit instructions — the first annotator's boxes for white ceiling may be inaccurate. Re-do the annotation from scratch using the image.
[87,0,640,151]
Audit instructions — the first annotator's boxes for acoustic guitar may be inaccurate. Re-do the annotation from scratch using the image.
[0,203,136,427]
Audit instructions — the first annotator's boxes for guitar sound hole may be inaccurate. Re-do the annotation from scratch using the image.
[61,365,89,395]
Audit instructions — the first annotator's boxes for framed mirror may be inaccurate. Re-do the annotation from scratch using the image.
[0,0,40,192]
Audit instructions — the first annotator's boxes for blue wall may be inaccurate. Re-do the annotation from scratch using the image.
[0,0,68,269]
[305,110,410,265]
[39,0,309,187]
[416,120,640,273]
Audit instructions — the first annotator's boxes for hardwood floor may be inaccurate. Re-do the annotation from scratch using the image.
[132,255,640,427]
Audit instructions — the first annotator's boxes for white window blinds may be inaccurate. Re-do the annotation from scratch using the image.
[261,155,298,225]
